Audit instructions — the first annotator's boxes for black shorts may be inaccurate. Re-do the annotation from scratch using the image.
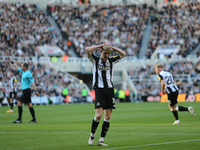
[167,91,179,107]
[20,88,31,104]
[95,88,115,109]
[9,92,17,99]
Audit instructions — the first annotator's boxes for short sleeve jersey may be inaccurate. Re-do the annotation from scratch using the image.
[89,53,121,89]
[18,67,34,90]
[158,70,178,93]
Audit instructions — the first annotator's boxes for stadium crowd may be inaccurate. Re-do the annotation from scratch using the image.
[1,2,199,59]
[128,61,200,96]
[50,4,150,57]
[0,2,69,58]
[1,1,200,104]
[147,2,200,58]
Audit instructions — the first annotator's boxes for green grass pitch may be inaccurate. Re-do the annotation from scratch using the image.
[0,102,200,150]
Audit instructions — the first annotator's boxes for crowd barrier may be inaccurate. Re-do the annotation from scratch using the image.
[1,94,199,106]
[0,96,93,105]
[146,93,200,102]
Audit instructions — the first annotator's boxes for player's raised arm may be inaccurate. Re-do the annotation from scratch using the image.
[8,58,20,70]
[104,43,126,59]
[86,44,104,58]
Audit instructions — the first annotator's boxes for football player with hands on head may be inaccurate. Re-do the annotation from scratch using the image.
[86,43,126,146]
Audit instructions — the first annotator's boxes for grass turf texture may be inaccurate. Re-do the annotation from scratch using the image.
[0,102,199,150]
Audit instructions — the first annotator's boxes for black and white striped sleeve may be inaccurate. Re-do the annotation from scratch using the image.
[89,53,98,63]
[109,55,121,64]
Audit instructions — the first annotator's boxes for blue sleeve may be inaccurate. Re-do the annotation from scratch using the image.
[27,72,34,83]
[18,67,23,73]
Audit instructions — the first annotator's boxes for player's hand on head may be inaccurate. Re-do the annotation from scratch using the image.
[104,43,111,47]
[100,43,105,47]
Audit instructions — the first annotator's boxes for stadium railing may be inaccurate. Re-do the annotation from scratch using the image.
[1,55,200,71]
[131,74,193,83]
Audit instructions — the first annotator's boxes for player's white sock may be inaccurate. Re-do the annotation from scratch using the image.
[94,117,100,122]
[99,137,104,142]
[104,119,110,122]
[90,133,95,137]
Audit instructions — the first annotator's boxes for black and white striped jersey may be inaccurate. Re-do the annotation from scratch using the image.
[0,81,3,97]
[158,70,178,93]
[10,76,17,92]
[89,53,121,89]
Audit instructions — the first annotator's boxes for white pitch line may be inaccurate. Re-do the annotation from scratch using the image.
[100,139,200,150]
[0,132,200,136]
[111,133,200,136]
[0,132,80,134]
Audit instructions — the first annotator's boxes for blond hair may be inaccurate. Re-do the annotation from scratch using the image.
[101,45,113,53]
[155,63,163,68]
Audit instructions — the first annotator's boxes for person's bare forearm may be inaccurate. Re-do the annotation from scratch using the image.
[161,84,165,93]
[111,46,126,58]
[32,82,37,91]
[32,82,40,96]
[8,58,20,70]
[86,44,104,52]
[161,81,165,93]
[86,44,104,57]
[12,63,20,70]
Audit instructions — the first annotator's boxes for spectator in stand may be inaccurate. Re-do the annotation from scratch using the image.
[0,2,69,58]
[51,4,149,57]
[147,2,200,59]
